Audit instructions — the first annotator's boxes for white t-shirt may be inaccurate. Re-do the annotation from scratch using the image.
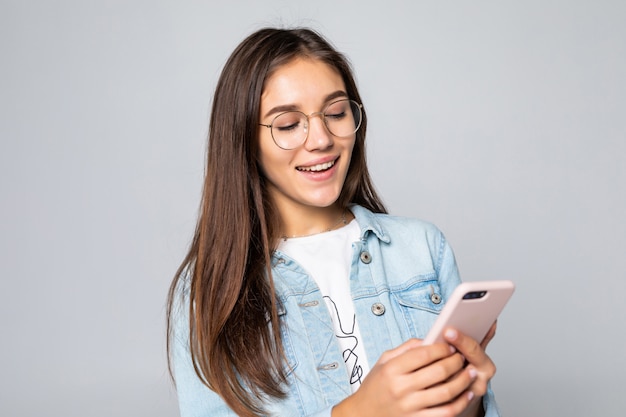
[278,219,370,391]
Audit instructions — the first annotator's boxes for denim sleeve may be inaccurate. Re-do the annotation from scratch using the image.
[434,230,463,301]
[170,279,238,417]
[483,383,502,417]
[437,232,502,417]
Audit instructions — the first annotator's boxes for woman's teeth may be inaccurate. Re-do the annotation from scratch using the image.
[297,160,335,172]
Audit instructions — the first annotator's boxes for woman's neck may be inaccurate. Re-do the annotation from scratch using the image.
[277,204,353,239]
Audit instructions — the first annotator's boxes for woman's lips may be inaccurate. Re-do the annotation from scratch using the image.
[296,157,337,172]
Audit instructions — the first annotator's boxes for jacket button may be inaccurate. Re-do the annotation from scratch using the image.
[371,302,386,316]
[430,293,442,304]
[360,251,372,264]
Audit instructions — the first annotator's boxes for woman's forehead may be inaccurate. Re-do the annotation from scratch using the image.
[260,58,346,113]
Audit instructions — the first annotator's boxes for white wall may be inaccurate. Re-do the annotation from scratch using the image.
[1,1,624,416]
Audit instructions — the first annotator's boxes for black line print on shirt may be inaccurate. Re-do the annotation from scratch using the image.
[323,296,364,385]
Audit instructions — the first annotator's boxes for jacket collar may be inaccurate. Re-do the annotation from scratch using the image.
[270,204,390,265]
[349,204,391,244]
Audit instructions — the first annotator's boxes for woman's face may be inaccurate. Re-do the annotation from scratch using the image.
[257,58,356,216]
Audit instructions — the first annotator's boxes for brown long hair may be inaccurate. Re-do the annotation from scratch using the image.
[167,27,387,416]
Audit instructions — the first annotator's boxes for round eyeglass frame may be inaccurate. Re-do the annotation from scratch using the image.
[258,99,363,150]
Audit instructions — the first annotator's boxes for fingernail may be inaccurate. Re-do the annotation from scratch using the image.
[445,328,457,340]
[467,391,475,401]
[469,368,478,379]
[449,345,456,354]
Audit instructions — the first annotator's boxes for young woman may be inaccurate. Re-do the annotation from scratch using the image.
[167,27,500,417]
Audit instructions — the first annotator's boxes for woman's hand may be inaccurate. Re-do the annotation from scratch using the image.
[332,338,479,417]
[445,322,498,417]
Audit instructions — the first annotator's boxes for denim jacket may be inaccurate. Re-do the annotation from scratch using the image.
[172,205,500,417]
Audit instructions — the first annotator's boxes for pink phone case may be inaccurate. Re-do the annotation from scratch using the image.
[422,280,515,345]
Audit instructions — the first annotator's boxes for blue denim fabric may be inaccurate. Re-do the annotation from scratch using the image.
[172,205,501,417]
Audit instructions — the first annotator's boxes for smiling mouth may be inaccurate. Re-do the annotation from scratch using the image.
[296,159,337,172]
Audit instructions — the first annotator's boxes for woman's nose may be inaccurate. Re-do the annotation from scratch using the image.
[303,113,334,151]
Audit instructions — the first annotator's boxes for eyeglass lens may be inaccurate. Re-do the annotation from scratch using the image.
[270,99,361,149]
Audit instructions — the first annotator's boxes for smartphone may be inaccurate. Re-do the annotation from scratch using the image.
[422,280,515,345]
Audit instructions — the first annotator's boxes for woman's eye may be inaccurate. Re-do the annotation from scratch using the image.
[276,121,300,132]
[325,111,346,120]
[273,112,303,132]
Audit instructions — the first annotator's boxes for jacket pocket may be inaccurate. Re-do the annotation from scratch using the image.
[391,278,446,339]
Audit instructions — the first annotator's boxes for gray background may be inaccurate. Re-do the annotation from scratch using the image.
[1,1,624,416]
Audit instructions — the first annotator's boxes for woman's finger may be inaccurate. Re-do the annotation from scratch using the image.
[480,321,498,350]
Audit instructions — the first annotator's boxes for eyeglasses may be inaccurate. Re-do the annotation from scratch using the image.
[259,99,363,150]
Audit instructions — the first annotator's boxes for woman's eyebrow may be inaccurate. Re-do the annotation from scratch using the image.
[263,104,299,119]
[324,90,348,103]
[263,90,349,119]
